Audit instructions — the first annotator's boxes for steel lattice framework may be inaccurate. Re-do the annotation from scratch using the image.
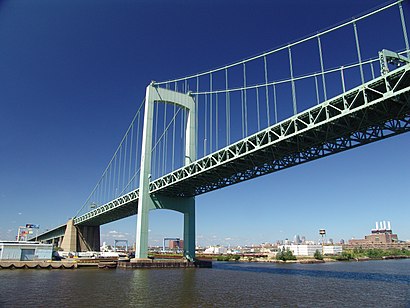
[73,64,410,227]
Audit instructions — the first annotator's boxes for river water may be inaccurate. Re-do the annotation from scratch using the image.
[0,259,409,307]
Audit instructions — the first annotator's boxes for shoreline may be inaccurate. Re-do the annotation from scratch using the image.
[1,255,409,270]
[224,255,410,264]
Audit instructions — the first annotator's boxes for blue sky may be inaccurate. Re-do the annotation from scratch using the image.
[1,0,409,247]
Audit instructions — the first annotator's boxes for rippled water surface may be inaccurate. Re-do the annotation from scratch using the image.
[0,259,409,307]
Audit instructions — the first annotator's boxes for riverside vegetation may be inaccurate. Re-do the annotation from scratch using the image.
[213,247,410,263]
[334,247,410,261]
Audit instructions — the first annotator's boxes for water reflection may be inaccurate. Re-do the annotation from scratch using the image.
[0,260,409,307]
[215,262,410,284]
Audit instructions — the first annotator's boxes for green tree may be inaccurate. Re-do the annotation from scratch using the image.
[314,249,323,260]
[276,248,296,261]
[276,248,283,261]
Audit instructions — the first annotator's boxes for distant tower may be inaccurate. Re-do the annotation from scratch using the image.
[293,235,301,245]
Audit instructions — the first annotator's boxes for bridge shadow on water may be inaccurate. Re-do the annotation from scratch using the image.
[213,262,410,285]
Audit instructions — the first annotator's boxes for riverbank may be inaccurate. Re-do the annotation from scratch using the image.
[213,255,410,264]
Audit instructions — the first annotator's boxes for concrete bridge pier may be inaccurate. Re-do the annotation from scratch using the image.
[60,219,100,252]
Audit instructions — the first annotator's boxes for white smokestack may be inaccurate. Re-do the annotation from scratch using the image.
[380,221,384,229]
[388,221,391,230]
[376,221,379,230]
[384,221,387,230]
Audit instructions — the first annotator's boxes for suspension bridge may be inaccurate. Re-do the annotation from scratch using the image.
[35,1,410,260]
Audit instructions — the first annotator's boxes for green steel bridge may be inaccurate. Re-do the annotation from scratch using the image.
[36,1,410,260]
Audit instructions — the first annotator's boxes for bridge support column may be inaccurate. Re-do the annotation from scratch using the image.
[61,219,77,252]
[77,225,100,252]
[60,219,100,252]
[182,199,196,260]
[151,195,196,260]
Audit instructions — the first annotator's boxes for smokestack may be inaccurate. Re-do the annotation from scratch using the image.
[384,221,387,230]
[376,221,379,230]
[387,221,391,230]
[380,221,384,230]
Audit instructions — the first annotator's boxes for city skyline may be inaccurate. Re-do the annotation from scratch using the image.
[1,0,409,247]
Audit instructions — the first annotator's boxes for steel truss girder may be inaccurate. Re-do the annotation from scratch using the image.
[150,64,410,196]
[32,224,67,242]
[74,190,139,225]
[74,64,410,226]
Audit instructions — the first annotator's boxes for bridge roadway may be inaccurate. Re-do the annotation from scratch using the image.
[64,64,410,229]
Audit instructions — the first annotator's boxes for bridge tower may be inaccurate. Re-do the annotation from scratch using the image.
[135,82,196,260]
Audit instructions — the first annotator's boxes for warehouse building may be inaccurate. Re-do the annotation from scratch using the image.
[0,241,53,261]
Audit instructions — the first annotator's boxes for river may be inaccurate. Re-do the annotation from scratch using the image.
[0,259,409,307]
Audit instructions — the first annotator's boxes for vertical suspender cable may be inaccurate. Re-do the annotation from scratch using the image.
[256,87,260,131]
[172,103,176,170]
[113,156,117,198]
[243,62,248,136]
[399,2,410,58]
[216,92,218,149]
[264,56,270,126]
[184,107,187,159]
[128,122,134,188]
[340,66,346,93]
[314,75,320,105]
[225,68,230,145]
[353,20,365,84]
[107,165,111,203]
[117,147,122,197]
[370,63,375,79]
[288,46,297,115]
[340,66,348,109]
[196,77,199,157]
[241,89,245,138]
[317,35,327,101]
[163,103,167,176]
[135,111,141,187]
[273,83,278,124]
[204,94,207,156]
[210,73,213,153]
[97,180,101,206]
[154,100,159,178]
[123,135,127,193]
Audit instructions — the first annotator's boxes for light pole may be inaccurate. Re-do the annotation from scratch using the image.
[319,229,326,255]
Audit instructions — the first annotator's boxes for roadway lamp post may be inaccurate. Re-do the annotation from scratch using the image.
[319,229,326,255]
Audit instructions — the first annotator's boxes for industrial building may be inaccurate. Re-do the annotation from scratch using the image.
[0,241,53,261]
[280,244,343,256]
[348,221,404,249]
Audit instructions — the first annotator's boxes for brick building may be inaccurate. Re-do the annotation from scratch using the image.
[169,239,184,250]
[347,221,407,249]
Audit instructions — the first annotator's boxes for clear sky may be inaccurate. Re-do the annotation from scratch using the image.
[1,0,409,247]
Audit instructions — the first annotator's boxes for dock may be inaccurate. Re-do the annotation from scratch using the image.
[0,261,77,269]
[0,258,212,269]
